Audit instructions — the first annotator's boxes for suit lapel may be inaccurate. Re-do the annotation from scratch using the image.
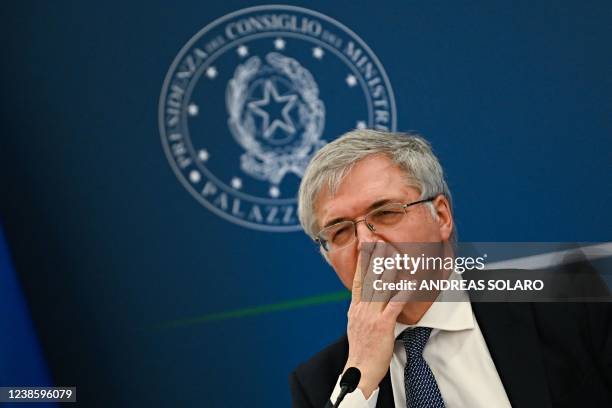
[375,370,395,408]
[471,301,551,408]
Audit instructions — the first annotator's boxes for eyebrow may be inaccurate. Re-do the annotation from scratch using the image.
[322,198,396,228]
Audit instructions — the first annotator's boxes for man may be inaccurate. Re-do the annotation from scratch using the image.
[289,130,611,407]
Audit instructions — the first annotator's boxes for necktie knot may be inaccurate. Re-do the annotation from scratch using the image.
[400,326,432,358]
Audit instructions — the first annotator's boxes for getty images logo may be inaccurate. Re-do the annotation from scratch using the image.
[159,5,396,232]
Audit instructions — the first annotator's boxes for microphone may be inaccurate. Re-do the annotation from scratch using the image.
[332,367,361,407]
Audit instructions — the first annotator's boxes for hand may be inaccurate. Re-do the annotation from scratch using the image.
[343,241,407,398]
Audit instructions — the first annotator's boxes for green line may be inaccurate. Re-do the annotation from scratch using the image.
[161,290,350,329]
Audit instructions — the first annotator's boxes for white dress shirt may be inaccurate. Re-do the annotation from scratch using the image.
[330,289,511,407]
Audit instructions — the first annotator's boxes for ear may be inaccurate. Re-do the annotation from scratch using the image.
[432,194,453,242]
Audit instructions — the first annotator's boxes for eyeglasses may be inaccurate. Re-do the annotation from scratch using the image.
[315,197,436,252]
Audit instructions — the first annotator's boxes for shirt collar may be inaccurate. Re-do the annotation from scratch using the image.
[394,274,474,338]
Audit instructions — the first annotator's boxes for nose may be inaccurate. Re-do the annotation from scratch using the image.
[355,220,379,251]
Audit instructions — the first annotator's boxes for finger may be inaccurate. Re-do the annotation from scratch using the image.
[381,291,409,321]
[363,240,387,303]
[377,244,401,303]
[352,239,378,304]
[351,247,364,304]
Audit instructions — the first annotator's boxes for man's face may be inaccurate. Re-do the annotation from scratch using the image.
[314,154,453,289]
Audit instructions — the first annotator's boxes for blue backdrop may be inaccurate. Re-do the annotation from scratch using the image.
[1,1,610,406]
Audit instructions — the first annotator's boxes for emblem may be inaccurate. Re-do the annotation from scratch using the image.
[159,5,396,231]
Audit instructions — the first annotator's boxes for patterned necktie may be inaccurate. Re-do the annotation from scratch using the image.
[400,327,445,408]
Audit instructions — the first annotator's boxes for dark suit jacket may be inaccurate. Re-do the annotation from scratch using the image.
[290,301,612,407]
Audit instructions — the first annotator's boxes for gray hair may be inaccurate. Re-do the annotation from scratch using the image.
[298,129,456,242]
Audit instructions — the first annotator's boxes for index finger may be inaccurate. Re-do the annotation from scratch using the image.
[351,241,377,304]
[351,249,364,304]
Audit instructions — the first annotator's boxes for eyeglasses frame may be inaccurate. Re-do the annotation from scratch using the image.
[315,196,438,252]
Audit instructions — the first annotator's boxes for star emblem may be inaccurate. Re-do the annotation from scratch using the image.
[274,38,286,50]
[206,66,217,79]
[248,80,297,139]
[312,47,324,59]
[269,186,280,198]
[187,103,199,116]
[198,149,209,162]
[189,170,201,183]
[346,74,357,87]
[236,45,248,57]
[231,177,243,189]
